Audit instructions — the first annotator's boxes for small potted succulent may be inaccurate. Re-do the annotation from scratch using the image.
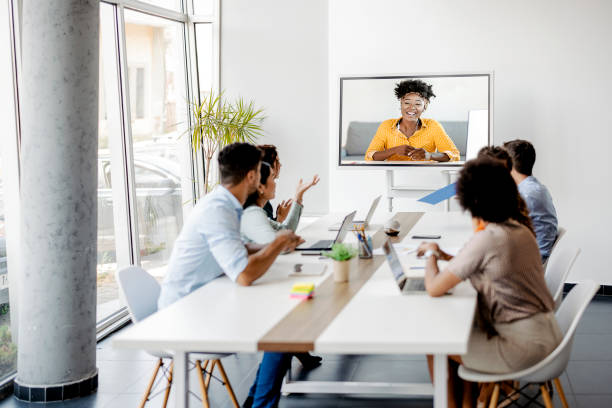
[323,243,357,283]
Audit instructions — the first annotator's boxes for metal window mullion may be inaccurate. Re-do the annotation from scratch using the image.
[185,13,204,202]
[1,0,23,346]
[116,4,141,266]
[101,4,134,272]
[102,0,187,23]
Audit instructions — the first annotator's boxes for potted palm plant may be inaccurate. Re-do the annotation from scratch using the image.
[323,243,358,283]
[189,91,266,193]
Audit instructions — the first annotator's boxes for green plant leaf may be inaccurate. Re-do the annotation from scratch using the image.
[322,243,357,261]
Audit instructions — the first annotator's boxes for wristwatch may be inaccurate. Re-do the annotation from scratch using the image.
[424,249,439,259]
[424,151,432,160]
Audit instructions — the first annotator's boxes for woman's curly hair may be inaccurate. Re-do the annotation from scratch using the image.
[456,158,523,224]
[394,79,436,100]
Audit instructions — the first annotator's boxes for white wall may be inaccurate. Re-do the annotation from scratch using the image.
[220,0,329,215]
[329,0,612,284]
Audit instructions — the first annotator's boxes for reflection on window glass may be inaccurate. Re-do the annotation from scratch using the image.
[195,23,213,97]
[193,0,213,15]
[0,157,17,381]
[97,3,121,321]
[125,10,188,280]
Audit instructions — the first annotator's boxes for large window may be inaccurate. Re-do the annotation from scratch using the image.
[0,0,19,383]
[1,0,219,344]
[0,160,17,381]
[124,9,189,280]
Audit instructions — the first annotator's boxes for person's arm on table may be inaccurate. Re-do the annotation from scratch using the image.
[236,230,303,286]
[365,123,417,161]
[372,145,416,161]
[417,242,461,297]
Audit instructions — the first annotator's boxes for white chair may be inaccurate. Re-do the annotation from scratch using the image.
[116,266,239,408]
[543,227,566,270]
[458,280,599,408]
[544,228,580,307]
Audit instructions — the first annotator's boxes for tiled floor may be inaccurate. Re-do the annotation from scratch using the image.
[1,296,611,407]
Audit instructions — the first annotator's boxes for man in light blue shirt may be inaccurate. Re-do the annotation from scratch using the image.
[157,143,302,408]
[504,140,558,262]
[159,143,302,308]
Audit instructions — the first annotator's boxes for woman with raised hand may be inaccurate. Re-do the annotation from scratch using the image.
[241,161,319,245]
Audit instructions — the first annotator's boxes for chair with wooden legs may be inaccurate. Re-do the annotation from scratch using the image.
[458,280,599,408]
[116,266,239,408]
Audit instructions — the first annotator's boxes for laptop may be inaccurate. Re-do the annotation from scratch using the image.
[382,239,426,293]
[296,211,356,251]
[328,195,381,231]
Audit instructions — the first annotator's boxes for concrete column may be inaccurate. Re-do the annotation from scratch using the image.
[16,0,99,397]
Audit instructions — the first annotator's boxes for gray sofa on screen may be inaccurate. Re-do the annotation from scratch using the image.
[342,120,468,162]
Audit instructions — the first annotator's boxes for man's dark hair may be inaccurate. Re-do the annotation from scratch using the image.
[477,146,513,170]
[394,79,436,100]
[218,143,262,185]
[244,162,272,209]
[456,158,522,224]
[503,139,536,176]
[258,144,278,166]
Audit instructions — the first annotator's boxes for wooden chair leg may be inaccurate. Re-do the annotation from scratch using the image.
[477,383,494,408]
[215,360,240,408]
[139,358,163,408]
[161,362,173,408]
[540,384,554,408]
[554,378,570,408]
[196,360,210,408]
[205,360,217,389]
[488,383,500,408]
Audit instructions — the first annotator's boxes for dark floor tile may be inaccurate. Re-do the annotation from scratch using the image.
[95,360,152,394]
[351,359,430,383]
[567,361,612,394]
[576,312,612,335]
[575,394,612,408]
[571,334,612,361]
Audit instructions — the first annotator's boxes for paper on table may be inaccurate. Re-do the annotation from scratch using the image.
[418,182,456,205]
[372,243,417,256]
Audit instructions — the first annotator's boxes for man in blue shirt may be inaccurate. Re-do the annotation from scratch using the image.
[158,143,301,408]
[504,140,558,262]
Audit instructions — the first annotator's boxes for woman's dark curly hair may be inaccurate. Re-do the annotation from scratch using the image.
[456,158,523,224]
[244,162,272,209]
[477,146,513,170]
[394,79,436,100]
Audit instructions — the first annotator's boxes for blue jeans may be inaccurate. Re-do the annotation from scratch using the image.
[247,352,292,408]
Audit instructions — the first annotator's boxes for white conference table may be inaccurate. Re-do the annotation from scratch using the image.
[113,211,477,408]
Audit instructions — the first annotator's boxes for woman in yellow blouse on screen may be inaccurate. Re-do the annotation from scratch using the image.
[365,79,460,162]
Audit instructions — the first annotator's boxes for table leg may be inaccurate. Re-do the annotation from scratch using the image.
[174,351,189,408]
[433,354,448,408]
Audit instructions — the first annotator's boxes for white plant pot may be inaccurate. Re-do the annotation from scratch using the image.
[333,260,350,283]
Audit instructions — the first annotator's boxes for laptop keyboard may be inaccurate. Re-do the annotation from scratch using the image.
[404,278,426,292]
[310,239,333,249]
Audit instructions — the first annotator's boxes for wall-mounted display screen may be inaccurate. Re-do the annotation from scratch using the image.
[338,73,492,167]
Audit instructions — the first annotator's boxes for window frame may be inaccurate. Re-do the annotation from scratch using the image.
[1,0,221,350]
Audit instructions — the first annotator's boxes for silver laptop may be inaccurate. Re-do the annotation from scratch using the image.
[382,239,426,293]
[328,195,381,231]
[296,211,356,251]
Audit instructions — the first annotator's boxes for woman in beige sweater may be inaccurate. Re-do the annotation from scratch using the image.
[417,158,562,408]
